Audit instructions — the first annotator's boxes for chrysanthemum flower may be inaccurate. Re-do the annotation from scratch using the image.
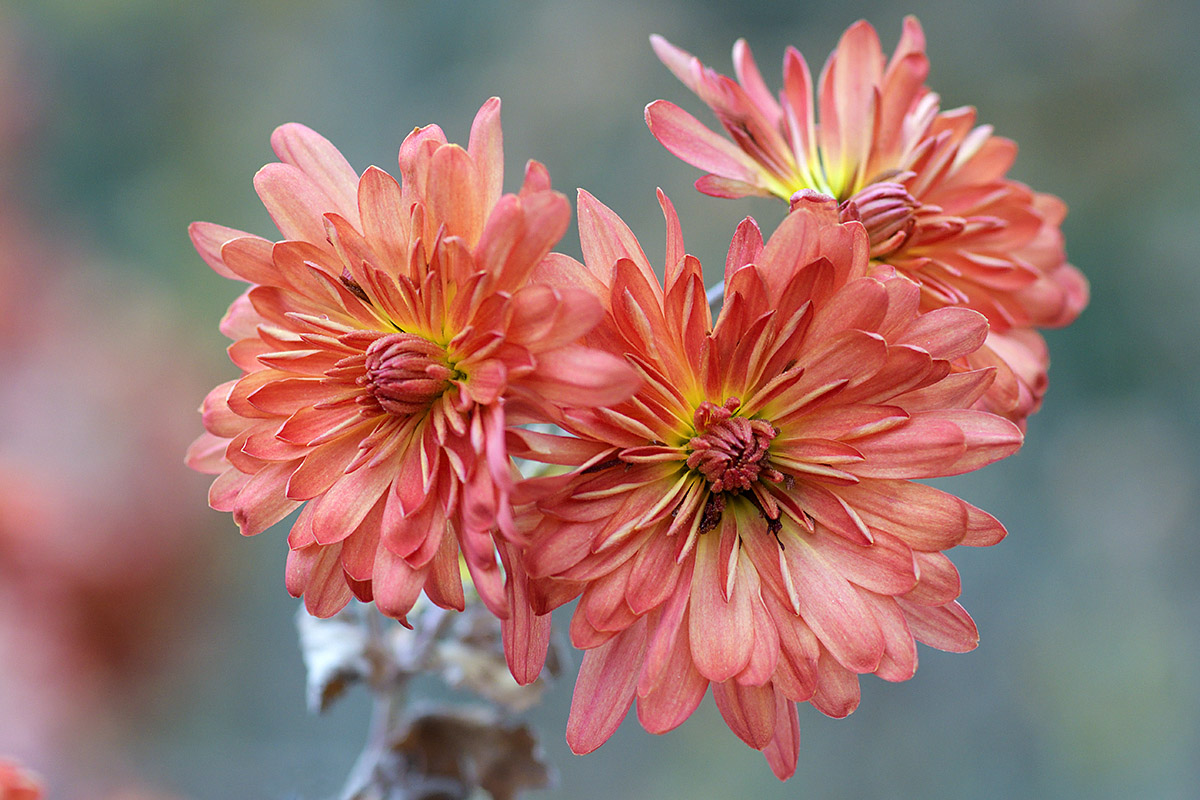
[185,100,637,646]
[645,17,1088,424]
[515,191,1022,778]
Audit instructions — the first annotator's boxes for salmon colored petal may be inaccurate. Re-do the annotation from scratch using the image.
[426,144,484,245]
[422,528,466,612]
[521,345,640,408]
[897,598,978,652]
[189,221,256,281]
[688,520,755,682]
[310,457,399,545]
[492,190,572,290]
[762,690,801,779]
[694,173,770,199]
[233,460,302,536]
[809,524,917,595]
[809,648,861,718]
[566,619,649,754]
[508,284,604,352]
[834,479,971,551]
[860,590,918,682]
[649,34,703,94]
[780,532,884,674]
[357,166,408,273]
[904,550,961,606]
[467,96,504,212]
[576,189,657,293]
[253,162,337,246]
[732,38,782,125]
[848,415,966,478]
[270,122,360,226]
[821,20,885,185]
[645,100,763,185]
[285,542,353,618]
[499,541,551,685]
[713,679,777,750]
[636,608,708,734]
[372,544,427,623]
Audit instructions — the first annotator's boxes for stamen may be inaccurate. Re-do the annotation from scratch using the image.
[687,397,782,494]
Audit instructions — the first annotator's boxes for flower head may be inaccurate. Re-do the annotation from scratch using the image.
[516,191,1022,778]
[645,17,1088,424]
[186,99,636,638]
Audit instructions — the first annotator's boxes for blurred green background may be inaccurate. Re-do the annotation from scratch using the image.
[1,0,1197,797]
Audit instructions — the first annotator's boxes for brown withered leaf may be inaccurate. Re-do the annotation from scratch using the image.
[387,708,553,800]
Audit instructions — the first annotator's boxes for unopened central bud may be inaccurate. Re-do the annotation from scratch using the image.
[362,332,454,416]
[840,181,919,258]
[687,397,780,494]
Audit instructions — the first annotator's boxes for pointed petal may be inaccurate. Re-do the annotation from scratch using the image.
[645,100,763,185]
[636,609,708,734]
[190,222,255,280]
[713,679,777,750]
[427,144,484,245]
[499,541,551,685]
[897,598,978,652]
[566,619,649,754]
[270,122,360,225]
[467,97,504,212]
[762,691,801,780]
[254,162,336,245]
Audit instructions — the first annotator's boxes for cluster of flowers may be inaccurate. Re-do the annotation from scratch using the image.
[188,18,1086,780]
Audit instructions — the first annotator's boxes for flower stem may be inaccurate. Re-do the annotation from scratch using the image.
[338,609,406,800]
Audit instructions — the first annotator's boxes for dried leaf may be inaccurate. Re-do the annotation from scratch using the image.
[387,708,553,800]
[295,606,371,713]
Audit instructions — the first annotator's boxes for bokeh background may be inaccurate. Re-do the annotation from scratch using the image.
[1,0,1196,797]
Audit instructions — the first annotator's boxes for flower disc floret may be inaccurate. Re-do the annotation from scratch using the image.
[687,397,781,494]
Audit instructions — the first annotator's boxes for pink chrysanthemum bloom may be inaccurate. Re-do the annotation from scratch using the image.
[185,99,636,640]
[514,191,1022,779]
[645,17,1088,424]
